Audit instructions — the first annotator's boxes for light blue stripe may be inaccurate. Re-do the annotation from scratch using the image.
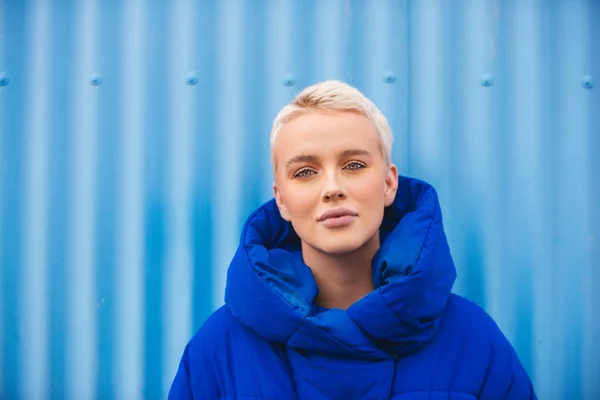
[495,2,544,331]
[451,0,493,302]
[66,0,98,398]
[384,1,410,174]
[162,0,194,392]
[587,5,600,395]
[577,5,597,399]
[409,2,445,184]
[20,0,50,398]
[0,0,4,392]
[115,0,145,398]
[555,2,588,398]
[0,0,5,394]
[313,0,345,81]
[532,2,562,395]
[502,2,539,376]
[265,0,293,196]
[361,1,390,111]
[582,4,599,394]
[212,0,244,308]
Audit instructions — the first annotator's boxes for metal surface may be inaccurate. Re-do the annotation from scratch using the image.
[0,0,598,399]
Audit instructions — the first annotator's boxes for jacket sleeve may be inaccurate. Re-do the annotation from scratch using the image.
[167,334,222,400]
[168,309,227,400]
[478,332,538,400]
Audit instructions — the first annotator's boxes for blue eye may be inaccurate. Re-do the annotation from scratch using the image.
[293,168,316,178]
[344,161,366,170]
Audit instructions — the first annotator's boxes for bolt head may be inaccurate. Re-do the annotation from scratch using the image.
[480,73,494,87]
[0,72,9,86]
[581,74,593,89]
[90,75,102,86]
[186,72,198,85]
[283,73,296,87]
[383,71,397,84]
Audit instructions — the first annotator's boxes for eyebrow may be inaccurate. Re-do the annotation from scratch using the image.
[284,149,372,168]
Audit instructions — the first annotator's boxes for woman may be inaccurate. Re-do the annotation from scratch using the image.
[169,81,537,399]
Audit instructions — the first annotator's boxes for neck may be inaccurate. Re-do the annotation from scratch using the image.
[302,234,380,310]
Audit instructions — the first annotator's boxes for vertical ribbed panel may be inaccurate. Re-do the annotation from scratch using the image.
[116,0,144,397]
[20,1,50,398]
[162,0,194,393]
[213,0,244,311]
[68,0,97,398]
[1,1,598,399]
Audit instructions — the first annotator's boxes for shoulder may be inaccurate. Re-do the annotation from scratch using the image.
[437,294,536,399]
[444,294,503,333]
[170,306,297,399]
[194,304,238,340]
[186,305,255,362]
[440,294,517,356]
[169,306,264,399]
[188,304,292,372]
[169,306,240,399]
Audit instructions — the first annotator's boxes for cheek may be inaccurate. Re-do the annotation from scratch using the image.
[353,177,387,205]
[280,185,316,219]
[357,181,387,226]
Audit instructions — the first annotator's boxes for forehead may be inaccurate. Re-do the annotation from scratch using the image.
[273,110,380,161]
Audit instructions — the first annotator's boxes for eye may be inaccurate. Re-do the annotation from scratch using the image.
[293,167,317,179]
[343,161,367,170]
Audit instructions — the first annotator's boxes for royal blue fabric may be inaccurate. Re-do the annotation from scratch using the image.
[169,176,537,399]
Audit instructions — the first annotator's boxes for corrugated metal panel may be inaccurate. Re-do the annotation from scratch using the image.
[0,0,598,399]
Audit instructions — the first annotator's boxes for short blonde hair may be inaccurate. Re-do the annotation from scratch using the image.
[270,80,393,170]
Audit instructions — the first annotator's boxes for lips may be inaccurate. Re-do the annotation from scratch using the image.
[317,208,358,228]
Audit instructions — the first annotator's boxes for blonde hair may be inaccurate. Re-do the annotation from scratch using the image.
[270,80,393,170]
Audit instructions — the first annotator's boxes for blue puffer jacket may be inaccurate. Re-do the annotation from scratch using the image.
[169,176,537,399]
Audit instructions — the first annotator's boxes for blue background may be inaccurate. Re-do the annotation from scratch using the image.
[1,0,599,399]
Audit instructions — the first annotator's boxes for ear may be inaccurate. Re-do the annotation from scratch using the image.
[383,164,399,207]
[273,182,292,221]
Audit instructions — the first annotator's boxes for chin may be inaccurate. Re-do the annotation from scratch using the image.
[312,235,371,256]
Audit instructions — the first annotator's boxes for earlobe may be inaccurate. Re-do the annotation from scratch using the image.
[384,189,397,207]
[384,187,398,207]
[384,164,399,207]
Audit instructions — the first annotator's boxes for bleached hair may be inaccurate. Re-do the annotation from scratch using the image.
[270,80,393,170]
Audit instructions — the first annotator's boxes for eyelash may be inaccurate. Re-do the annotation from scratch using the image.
[292,161,367,179]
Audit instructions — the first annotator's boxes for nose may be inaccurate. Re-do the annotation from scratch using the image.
[322,172,347,202]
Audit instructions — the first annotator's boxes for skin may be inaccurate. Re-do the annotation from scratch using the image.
[273,110,398,310]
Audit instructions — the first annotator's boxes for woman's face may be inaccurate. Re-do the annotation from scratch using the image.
[273,110,398,256]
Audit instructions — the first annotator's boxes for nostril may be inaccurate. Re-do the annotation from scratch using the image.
[323,190,345,201]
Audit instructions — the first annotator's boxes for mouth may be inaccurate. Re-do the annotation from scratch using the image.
[317,208,358,228]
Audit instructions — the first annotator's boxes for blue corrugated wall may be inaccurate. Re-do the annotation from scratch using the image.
[0,0,598,399]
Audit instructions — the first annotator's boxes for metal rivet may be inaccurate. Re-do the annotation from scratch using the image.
[186,72,198,85]
[480,73,494,87]
[90,75,102,86]
[383,71,397,84]
[0,72,9,86]
[283,73,296,87]
[581,74,593,89]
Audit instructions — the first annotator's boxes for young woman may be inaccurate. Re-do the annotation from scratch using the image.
[168,81,537,399]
